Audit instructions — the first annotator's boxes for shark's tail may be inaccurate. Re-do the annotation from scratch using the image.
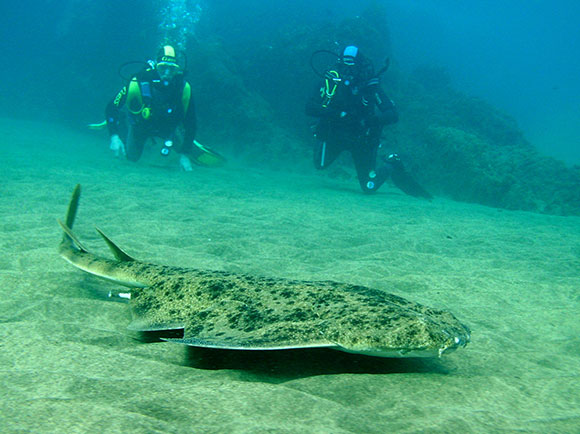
[64,184,81,229]
[58,184,89,254]
[58,185,135,262]
[58,185,143,287]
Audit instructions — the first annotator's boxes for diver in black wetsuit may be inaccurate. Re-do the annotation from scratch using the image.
[105,45,198,171]
[306,46,431,198]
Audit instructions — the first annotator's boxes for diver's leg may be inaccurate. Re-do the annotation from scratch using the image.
[171,128,194,171]
[352,141,389,194]
[313,140,342,170]
[125,124,147,162]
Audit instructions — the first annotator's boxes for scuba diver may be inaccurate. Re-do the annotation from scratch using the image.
[105,45,198,171]
[306,45,431,198]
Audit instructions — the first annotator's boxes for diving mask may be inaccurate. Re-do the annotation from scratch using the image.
[157,61,181,82]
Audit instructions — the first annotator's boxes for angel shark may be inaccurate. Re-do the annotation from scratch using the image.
[58,185,470,358]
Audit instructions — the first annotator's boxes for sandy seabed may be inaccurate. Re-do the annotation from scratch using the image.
[0,119,578,433]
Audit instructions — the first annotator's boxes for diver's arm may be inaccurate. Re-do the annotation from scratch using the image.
[306,94,326,117]
[105,87,128,157]
[105,86,128,137]
[373,86,398,125]
[305,82,344,118]
[305,96,347,119]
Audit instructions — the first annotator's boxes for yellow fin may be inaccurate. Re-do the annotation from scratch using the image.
[87,120,107,130]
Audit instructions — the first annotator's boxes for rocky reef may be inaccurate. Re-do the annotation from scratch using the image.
[392,67,580,215]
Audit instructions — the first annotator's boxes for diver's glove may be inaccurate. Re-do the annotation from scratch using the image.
[179,154,193,172]
[109,134,125,158]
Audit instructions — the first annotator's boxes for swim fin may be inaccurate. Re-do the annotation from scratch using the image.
[192,140,226,167]
[87,120,226,168]
[386,154,433,200]
[87,120,108,130]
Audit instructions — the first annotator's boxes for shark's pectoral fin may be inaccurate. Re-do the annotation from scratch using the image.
[163,335,338,351]
[127,317,185,332]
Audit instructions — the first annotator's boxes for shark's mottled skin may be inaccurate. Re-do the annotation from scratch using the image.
[59,185,470,358]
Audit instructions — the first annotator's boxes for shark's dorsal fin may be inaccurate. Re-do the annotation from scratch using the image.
[95,227,135,262]
[58,219,89,253]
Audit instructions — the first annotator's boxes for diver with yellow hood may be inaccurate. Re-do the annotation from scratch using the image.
[106,45,214,171]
